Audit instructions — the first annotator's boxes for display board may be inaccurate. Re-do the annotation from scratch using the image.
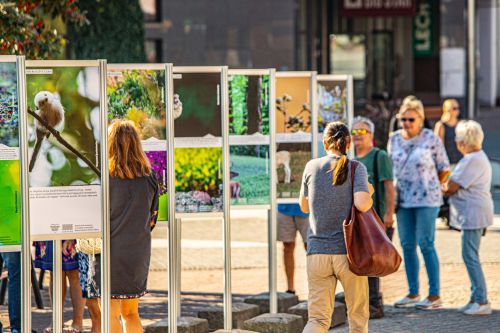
[275,72,315,202]
[173,68,224,213]
[316,75,354,157]
[228,70,274,206]
[26,61,105,240]
[0,57,21,251]
[107,64,170,220]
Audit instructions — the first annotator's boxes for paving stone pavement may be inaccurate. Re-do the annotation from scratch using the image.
[2,215,500,332]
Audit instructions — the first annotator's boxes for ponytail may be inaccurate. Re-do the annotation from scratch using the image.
[324,122,350,186]
[332,155,349,186]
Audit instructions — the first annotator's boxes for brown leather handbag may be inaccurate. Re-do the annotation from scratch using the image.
[343,161,402,277]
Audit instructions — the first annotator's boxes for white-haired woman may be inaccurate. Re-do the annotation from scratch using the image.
[443,120,493,316]
[388,98,450,309]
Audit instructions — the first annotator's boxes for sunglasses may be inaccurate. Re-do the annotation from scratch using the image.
[400,118,416,123]
[351,129,370,136]
[451,106,460,111]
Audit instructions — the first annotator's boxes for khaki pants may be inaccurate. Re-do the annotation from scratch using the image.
[303,254,368,333]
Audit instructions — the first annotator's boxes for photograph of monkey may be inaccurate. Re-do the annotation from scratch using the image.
[26,66,101,187]
[107,69,167,141]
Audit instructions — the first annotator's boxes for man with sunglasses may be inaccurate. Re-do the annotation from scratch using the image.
[352,116,396,319]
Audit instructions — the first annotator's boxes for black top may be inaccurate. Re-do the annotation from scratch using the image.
[442,122,462,164]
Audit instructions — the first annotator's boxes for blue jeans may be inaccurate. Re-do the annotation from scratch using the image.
[462,229,488,304]
[1,252,21,331]
[397,207,440,297]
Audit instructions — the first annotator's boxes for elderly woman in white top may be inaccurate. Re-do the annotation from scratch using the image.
[443,120,494,316]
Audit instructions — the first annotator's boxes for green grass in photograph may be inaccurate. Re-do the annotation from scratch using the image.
[0,160,21,246]
[277,151,311,198]
[231,154,270,205]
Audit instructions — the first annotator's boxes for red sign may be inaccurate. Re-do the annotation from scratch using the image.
[341,0,417,17]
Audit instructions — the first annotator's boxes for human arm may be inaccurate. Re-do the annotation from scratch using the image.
[62,240,75,257]
[299,195,310,213]
[442,180,461,196]
[434,121,445,143]
[353,163,372,213]
[383,180,396,228]
[432,132,451,183]
[299,162,311,213]
[149,175,160,231]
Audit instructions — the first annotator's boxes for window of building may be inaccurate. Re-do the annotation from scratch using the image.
[145,40,162,63]
[140,0,161,22]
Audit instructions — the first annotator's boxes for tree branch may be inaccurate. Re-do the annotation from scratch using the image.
[28,108,101,177]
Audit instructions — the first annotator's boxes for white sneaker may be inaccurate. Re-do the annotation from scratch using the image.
[458,302,474,313]
[394,296,420,308]
[464,302,492,316]
[415,298,442,309]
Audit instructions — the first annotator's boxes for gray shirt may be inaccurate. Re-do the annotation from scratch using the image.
[300,156,369,255]
[449,150,494,230]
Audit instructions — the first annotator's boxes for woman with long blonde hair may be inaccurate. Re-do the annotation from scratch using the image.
[81,120,159,333]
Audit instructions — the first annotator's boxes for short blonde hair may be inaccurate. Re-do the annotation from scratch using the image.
[398,98,425,120]
[455,120,484,149]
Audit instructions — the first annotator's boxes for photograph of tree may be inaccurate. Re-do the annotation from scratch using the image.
[230,145,270,205]
[107,69,166,140]
[228,74,270,136]
[276,143,311,199]
[26,66,101,187]
[0,160,21,247]
[0,62,19,148]
[174,72,221,138]
[276,76,312,134]
[317,79,348,133]
[175,147,223,213]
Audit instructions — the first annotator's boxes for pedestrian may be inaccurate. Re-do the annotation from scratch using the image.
[434,99,462,165]
[352,116,396,319]
[73,251,101,333]
[93,120,159,333]
[442,120,493,316]
[0,252,38,333]
[33,241,85,333]
[388,98,450,309]
[299,122,373,333]
[277,203,308,294]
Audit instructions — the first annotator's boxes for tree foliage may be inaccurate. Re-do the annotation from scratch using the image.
[0,0,87,59]
[68,0,146,63]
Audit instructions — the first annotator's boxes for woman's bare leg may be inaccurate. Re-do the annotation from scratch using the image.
[67,269,85,330]
[120,299,142,333]
[87,298,102,333]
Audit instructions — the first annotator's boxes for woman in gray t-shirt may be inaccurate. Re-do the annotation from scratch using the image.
[299,122,372,333]
[443,120,493,316]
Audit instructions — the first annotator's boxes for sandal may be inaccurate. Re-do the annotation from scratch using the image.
[64,327,82,333]
[42,328,53,333]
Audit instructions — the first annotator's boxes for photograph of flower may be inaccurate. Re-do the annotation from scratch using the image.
[229,74,270,136]
[0,62,19,148]
[276,143,311,199]
[276,76,312,134]
[0,159,21,247]
[175,147,223,213]
[26,66,101,187]
[107,69,166,140]
[230,145,270,205]
[317,79,348,133]
[173,72,221,138]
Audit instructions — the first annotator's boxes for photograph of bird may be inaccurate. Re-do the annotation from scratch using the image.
[29,91,65,172]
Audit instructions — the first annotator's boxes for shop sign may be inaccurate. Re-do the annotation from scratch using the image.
[413,0,434,57]
[341,0,417,17]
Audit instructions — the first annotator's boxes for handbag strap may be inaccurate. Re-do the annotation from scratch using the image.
[373,149,381,214]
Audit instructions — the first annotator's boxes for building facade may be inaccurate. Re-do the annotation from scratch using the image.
[141,0,500,115]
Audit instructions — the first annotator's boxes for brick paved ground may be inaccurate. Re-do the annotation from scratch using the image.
[2,214,500,332]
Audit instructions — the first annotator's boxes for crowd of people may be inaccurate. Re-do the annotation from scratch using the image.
[0,98,495,333]
[295,97,494,333]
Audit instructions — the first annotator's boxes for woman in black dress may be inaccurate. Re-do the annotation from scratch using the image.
[105,119,159,332]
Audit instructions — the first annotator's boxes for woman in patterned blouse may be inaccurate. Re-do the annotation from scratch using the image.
[388,98,450,310]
